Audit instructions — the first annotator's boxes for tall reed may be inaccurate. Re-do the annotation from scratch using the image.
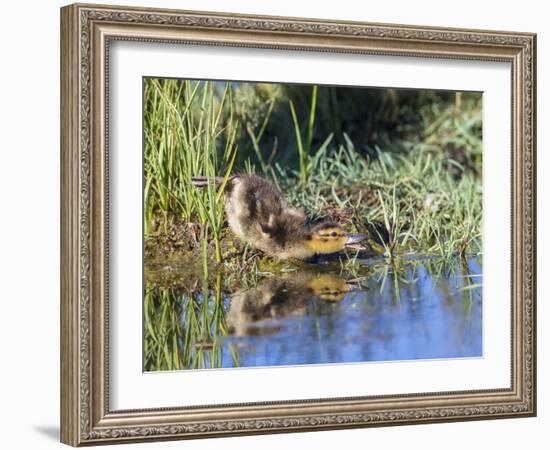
[144,79,239,262]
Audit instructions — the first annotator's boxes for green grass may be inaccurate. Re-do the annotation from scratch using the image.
[276,131,482,259]
[144,78,482,270]
[144,79,239,262]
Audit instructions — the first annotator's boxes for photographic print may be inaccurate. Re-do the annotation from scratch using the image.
[143,78,483,372]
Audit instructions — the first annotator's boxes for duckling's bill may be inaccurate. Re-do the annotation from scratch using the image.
[344,233,368,251]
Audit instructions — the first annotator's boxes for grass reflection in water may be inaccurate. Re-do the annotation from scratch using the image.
[143,256,482,372]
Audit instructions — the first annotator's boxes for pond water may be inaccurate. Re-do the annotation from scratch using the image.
[143,256,482,372]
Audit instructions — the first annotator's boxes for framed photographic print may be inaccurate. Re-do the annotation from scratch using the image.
[60,3,537,446]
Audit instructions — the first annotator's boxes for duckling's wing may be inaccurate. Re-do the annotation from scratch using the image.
[247,177,286,221]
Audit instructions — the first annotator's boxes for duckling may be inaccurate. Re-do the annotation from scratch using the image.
[191,173,366,260]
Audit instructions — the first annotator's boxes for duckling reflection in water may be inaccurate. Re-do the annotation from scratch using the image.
[226,272,359,337]
[192,174,367,260]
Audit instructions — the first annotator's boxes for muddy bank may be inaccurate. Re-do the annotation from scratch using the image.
[144,214,381,291]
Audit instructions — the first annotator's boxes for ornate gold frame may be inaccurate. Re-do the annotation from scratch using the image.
[60,3,536,446]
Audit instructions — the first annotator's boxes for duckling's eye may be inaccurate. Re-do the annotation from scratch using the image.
[330,231,337,237]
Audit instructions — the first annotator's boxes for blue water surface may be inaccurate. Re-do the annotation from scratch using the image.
[209,257,482,369]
